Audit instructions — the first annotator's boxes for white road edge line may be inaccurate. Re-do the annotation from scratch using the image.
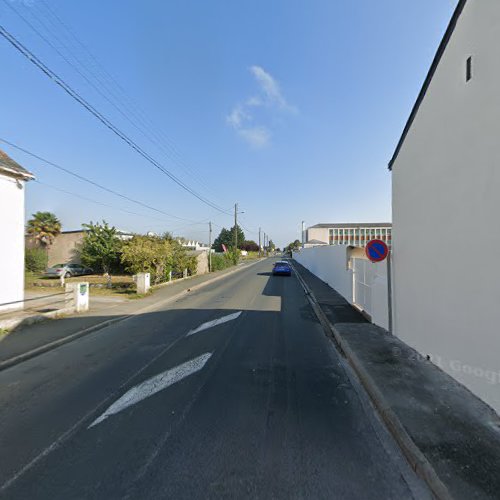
[88,352,212,428]
[186,311,242,337]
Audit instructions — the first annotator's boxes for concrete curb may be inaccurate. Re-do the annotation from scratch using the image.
[290,261,452,500]
[0,260,263,373]
[0,307,75,332]
[0,315,129,372]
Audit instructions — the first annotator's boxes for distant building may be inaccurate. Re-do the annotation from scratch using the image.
[306,223,392,248]
[304,239,329,248]
[178,240,210,252]
[0,149,34,311]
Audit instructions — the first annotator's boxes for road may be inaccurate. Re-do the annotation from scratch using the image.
[0,258,430,499]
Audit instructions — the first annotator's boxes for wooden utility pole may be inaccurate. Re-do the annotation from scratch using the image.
[208,221,212,272]
[234,203,238,250]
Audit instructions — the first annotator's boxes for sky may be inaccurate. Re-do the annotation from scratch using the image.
[0,0,458,248]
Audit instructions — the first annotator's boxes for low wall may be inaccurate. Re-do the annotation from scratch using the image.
[293,246,352,299]
[293,246,389,330]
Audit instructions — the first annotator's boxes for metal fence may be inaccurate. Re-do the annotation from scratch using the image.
[0,290,73,316]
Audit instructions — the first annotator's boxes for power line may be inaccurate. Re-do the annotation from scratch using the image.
[35,180,213,235]
[33,179,168,222]
[34,0,218,198]
[5,0,219,200]
[0,23,231,214]
[0,137,203,223]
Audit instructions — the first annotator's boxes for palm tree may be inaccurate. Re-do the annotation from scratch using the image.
[26,211,62,247]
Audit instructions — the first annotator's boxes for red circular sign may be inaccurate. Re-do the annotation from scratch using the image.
[365,239,389,262]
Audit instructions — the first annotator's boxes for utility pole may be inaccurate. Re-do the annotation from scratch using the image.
[234,203,238,251]
[258,227,261,258]
[208,221,212,272]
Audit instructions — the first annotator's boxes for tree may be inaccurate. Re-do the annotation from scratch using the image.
[80,221,122,285]
[26,211,61,247]
[121,235,173,284]
[171,239,197,276]
[241,240,259,252]
[213,225,245,251]
[285,239,301,253]
[121,235,198,284]
[267,239,276,252]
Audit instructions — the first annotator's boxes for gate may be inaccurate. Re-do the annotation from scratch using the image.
[352,258,375,317]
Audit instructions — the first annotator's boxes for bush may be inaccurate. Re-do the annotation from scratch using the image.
[210,253,235,272]
[25,247,48,273]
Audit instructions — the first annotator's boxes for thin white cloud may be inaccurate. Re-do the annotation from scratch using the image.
[9,0,35,5]
[238,126,271,149]
[226,66,295,148]
[246,96,263,107]
[250,65,287,108]
[226,105,248,128]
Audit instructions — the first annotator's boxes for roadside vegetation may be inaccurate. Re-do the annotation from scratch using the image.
[24,216,261,299]
[25,247,48,273]
[26,211,61,247]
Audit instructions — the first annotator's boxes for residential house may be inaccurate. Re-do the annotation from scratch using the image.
[0,149,34,311]
[390,0,500,412]
[178,240,210,252]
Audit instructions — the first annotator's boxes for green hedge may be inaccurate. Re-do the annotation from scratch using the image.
[25,247,48,273]
[210,253,234,272]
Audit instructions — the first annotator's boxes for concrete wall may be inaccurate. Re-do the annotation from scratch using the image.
[391,0,500,413]
[293,246,389,330]
[294,246,352,299]
[26,231,84,267]
[188,250,209,275]
[306,227,329,244]
[0,173,26,312]
[47,232,83,266]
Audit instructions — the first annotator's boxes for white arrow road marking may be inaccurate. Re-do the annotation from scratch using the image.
[187,311,242,336]
[88,352,212,428]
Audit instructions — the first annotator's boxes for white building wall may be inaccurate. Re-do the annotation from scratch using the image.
[306,227,329,244]
[392,1,500,413]
[294,246,352,300]
[0,173,26,312]
[293,246,389,329]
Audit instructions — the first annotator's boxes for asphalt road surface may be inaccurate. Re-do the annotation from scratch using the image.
[0,258,431,499]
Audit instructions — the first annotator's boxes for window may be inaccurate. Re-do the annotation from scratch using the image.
[466,56,472,82]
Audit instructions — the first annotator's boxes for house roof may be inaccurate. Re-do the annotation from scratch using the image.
[0,149,34,180]
[388,0,468,170]
[309,222,392,229]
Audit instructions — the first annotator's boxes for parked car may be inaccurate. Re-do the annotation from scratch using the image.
[272,261,292,276]
[44,263,93,278]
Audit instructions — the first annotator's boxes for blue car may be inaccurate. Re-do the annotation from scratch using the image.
[273,261,292,276]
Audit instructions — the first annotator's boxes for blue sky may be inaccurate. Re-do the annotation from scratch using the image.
[0,0,458,248]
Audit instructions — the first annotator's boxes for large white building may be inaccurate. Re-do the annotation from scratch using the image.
[390,0,500,412]
[306,223,392,248]
[0,150,34,312]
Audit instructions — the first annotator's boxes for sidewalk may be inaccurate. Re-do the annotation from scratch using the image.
[0,261,258,370]
[292,260,500,500]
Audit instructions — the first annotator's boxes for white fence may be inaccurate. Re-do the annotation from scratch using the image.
[293,246,389,330]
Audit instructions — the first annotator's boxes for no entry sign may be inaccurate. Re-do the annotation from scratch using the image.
[365,239,389,263]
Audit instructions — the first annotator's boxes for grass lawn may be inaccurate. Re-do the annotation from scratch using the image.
[25,272,138,298]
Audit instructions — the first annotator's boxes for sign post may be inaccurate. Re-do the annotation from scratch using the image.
[365,239,389,263]
[365,239,392,333]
